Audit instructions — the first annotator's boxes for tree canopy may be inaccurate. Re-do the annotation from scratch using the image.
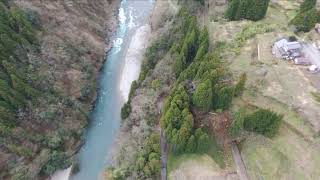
[225,0,270,21]
[290,8,320,32]
[192,79,213,111]
[290,0,320,32]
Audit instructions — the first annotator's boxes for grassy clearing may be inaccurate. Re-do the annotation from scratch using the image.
[220,1,320,179]
[241,90,315,139]
[241,126,320,180]
[167,136,225,174]
[205,0,320,179]
[167,153,225,180]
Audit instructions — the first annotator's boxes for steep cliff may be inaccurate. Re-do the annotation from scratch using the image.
[0,0,118,179]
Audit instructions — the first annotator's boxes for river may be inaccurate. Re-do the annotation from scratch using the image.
[68,0,154,180]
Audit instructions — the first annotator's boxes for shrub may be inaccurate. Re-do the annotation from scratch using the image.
[151,79,161,90]
[47,133,62,149]
[128,80,138,100]
[243,108,283,137]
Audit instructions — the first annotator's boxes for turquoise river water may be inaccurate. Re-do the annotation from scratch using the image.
[71,0,154,179]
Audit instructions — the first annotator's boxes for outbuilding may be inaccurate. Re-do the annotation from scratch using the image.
[272,38,302,58]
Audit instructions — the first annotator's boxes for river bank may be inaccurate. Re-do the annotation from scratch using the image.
[119,25,151,101]
[106,0,178,179]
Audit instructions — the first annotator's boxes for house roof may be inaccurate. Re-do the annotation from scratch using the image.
[285,42,302,50]
[274,39,288,49]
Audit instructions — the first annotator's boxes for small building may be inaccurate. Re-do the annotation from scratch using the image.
[272,38,302,58]
[294,57,311,65]
[284,42,302,52]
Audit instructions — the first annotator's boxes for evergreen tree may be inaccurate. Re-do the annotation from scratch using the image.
[225,0,240,21]
[244,0,270,21]
[194,128,210,153]
[213,86,234,110]
[192,79,213,111]
[290,8,320,32]
[186,135,196,153]
[225,0,270,21]
[174,53,187,76]
[197,133,210,153]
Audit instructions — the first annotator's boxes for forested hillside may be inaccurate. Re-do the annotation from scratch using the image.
[0,2,40,129]
[0,0,118,179]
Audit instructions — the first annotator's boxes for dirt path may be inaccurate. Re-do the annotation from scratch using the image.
[231,142,249,180]
[160,129,168,180]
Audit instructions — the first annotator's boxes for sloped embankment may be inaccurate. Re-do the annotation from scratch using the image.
[0,0,118,179]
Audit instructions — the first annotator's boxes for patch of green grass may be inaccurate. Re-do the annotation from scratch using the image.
[206,136,225,168]
[241,90,315,138]
[167,153,196,174]
[232,23,278,54]
[167,136,225,175]
[167,153,223,179]
[241,127,320,180]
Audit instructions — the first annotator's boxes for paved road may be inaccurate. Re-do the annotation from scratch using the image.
[231,142,249,180]
[160,129,167,180]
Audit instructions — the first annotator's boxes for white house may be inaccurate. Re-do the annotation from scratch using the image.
[272,39,302,58]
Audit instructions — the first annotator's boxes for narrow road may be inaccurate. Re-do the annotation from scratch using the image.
[231,142,249,180]
[160,129,167,180]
